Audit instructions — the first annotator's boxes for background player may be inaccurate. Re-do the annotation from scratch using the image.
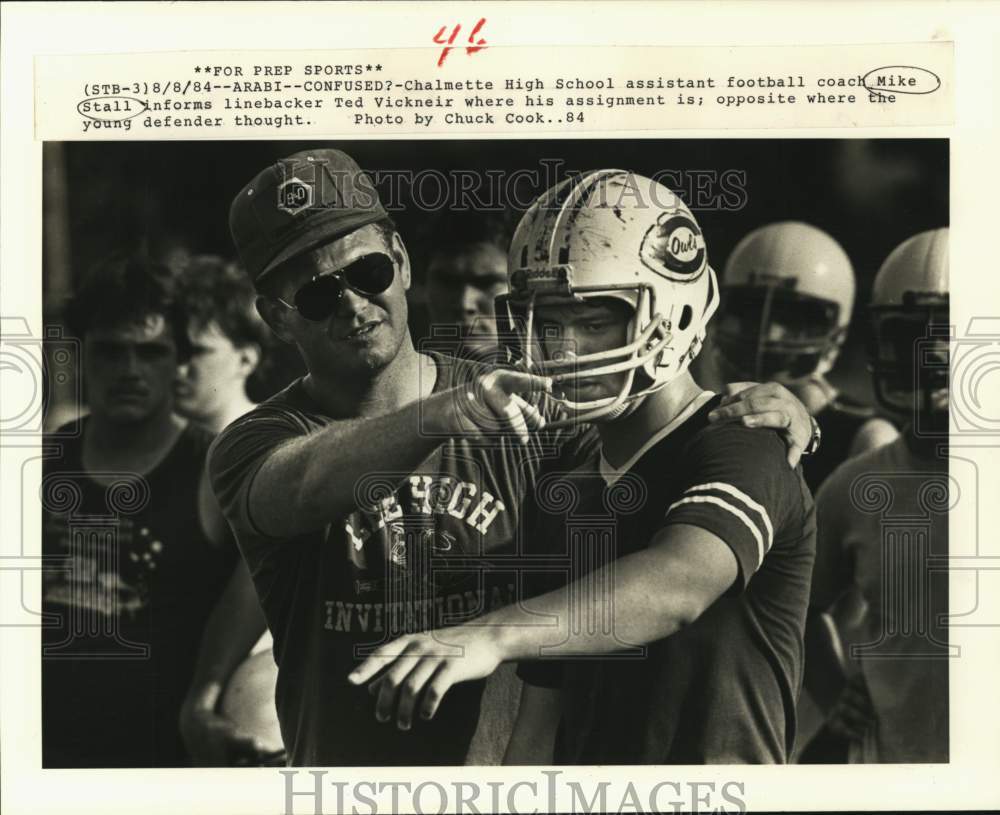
[806,228,950,763]
[712,221,899,492]
[173,255,270,434]
[420,210,512,360]
[41,253,238,767]
[347,172,817,765]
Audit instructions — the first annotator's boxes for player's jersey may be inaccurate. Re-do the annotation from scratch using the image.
[41,421,236,767]
[519,392,816,764]
[209,351,597,766]
[813,436,949,762]
[803,393,881,492]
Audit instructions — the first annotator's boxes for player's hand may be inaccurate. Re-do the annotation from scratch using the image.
[347,627,504,730]
[707,381,813,467]
[179,698,274,766]
[825,672,876,742]
[453,369,552,445]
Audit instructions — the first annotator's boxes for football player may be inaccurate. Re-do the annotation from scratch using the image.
[173,255,269,435]
[806,228,950,763]
[348,171,817,764]
[422,210,511,360]
[713,222,899,491]
[41,253,239,767]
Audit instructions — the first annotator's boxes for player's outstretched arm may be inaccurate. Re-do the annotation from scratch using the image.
[347,523,737,728]
[220,369,550,538]
[707,381,814,467]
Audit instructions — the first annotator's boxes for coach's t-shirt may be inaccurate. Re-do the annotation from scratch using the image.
[519,393,816,764]
[209,352,595,766]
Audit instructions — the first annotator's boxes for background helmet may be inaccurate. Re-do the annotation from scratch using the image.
[497,170,719,424]
[869,227,950,428]
[715,221,855,382]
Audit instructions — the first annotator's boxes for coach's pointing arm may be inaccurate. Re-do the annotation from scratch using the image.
[209,369,550,538]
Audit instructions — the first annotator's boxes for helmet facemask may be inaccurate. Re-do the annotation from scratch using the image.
[869,295,950,434]
[715,283,845,383]
[868,228,950,437]
[497,269,710,427]
[718,221,856,384]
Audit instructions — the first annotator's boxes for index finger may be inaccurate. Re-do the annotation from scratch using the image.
[721,381,760,403]
[348,655,392,686]
[708,399,764,423]
[349,641,409,685]
[493,370,553,397]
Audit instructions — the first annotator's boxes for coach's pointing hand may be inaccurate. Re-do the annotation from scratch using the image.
[451,369,552,446]
[347,627,504,731]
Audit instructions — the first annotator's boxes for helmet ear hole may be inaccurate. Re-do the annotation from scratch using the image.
[678,305,693,331]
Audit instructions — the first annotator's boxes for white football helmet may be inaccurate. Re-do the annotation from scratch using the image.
[715,221,855,382]
[869,227,949,428]
[496,170,719,425]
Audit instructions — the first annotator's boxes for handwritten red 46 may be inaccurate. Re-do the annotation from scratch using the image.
[433,18,488,67]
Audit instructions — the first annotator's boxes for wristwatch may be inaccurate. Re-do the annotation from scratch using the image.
[802,415,822,457]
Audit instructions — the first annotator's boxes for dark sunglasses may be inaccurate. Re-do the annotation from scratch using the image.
[277,253,396,321]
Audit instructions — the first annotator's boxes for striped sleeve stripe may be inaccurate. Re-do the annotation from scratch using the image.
[684,481,774,546]
[666,494,766,570]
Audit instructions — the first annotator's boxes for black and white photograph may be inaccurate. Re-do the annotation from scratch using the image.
[7,3,1000,813]
[36,138,950,772]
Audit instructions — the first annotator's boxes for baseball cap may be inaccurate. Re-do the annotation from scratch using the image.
[229,149,388,287]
